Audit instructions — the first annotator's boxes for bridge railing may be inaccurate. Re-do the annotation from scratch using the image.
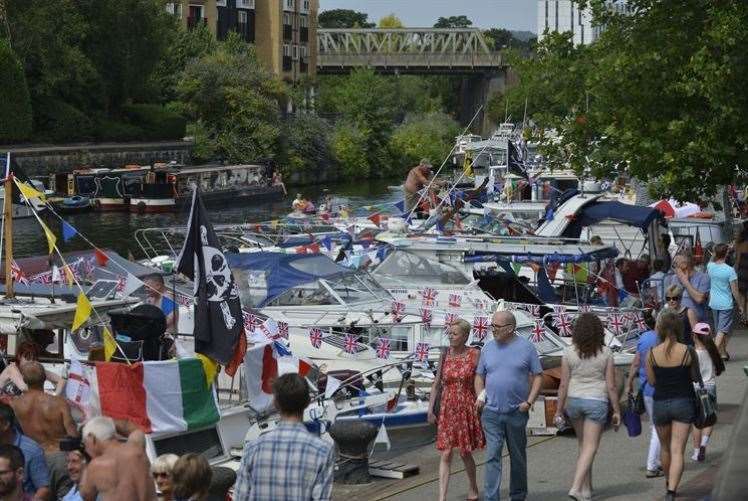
[318,52,503,69]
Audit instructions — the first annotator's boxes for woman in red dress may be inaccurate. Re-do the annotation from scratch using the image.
[428,318,485,501]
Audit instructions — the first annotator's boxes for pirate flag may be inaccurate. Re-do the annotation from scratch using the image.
[176,188,244,367]
[507,141,529,180]
[366,370,384,393]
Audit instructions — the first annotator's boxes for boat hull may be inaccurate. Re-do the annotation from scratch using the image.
[175,185,285,210]
[129,198,177,213]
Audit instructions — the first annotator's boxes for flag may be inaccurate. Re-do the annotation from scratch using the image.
[309,327,323,349]
[376,338,391,359]
[368,213,381,227]
[390,301,405,321]
[10,260,28,285]
[635,313,648,331]
[102,327,117,361]
[472,316,489,342]
[321,235,333,252]
[528,305,541,317]
[40,220,57,255]
[394,200,405,215]
[532,319,545,342]
[444,311,457,330]
[175,188,244,366]
[421,287,438,306]
[324,375,342,399]
[91,358,219,434]
[507,140,529,179]
[420,307,432,327]
[463,151,474,178]
[65,360,93,419]
[343,334,358,354]
[14,179,45,201]
[51,266,62,284]
[579,304,592,313]
[243,341,313,412]
[64,265,75,287]
[374,421,391,451]
[62,221,78,243]
[554,313,572,337]
[608,313,625,336]
[277,321,289,339]
[693,227,704,264]
[366,370,384,392]
[448,293,462,308]
[243,311,259,333]
[72,293,92,331]
[121,272,144,297]
[94,249,109,267]
[415,342,430,362]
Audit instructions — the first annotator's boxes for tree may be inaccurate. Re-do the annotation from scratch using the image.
[283,114,333,174]
[178,33,287,163]
[433,16,472,28]
[389,112,460,172]
[0,40,32,142]
[378,14,404,28]
[331,122,371,179]
[318,9,374,28]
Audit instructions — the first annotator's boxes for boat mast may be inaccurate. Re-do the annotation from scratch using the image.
[3,168,12,299]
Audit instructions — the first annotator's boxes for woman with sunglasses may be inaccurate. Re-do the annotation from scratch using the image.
[646,310,700,501]
[663,285,693,346]
[152,454,179,500]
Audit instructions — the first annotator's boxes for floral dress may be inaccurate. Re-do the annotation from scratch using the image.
[436,348,485,453]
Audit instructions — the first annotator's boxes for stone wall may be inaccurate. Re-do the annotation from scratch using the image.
[3,141,193,176]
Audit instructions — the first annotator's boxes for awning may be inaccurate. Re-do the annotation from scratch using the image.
[562,201,664,238]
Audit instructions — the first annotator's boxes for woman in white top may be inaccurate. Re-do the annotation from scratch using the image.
[690,322,724,462]
[554,313,621,501]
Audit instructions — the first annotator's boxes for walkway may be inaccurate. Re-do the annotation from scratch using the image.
[333,329,748,500]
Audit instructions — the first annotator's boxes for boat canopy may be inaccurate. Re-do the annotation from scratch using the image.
[461,244,618,265]
[561,201,664,238]
[372,250,470,286]
[227,252,389,308]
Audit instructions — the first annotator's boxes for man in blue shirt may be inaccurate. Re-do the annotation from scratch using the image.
[0,403,50,499]
[626,313,662,478]
[665,254,710,326]
[475,310,543,501]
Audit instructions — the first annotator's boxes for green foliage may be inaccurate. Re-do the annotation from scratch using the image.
[389,113,460,173]
[283,114,333,173]
[378,14,404,28]
[186,120,217,163]
[178,36,286,164]
[34,99,93,142]
[120,104,186,140]
[331,123,371,179]
[483,28,536,52]
[509,0,748,200]
[318,9,374,28]
[434,16,473,28]
[0,41,33,143]
[93,119,144,142]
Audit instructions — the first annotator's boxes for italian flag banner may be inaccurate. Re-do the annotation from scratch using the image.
[89,358,220,435]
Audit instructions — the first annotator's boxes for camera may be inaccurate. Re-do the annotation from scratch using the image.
[59,436,86,456]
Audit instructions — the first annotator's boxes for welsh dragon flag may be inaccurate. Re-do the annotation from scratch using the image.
[86,358,219,435]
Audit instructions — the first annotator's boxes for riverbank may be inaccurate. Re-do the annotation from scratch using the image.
[333,329,748,500]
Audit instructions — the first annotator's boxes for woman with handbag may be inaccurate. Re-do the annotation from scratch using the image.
[689,323,724,462]
[427,318,484,501]
[554,313,620,501]
[645,310,701,500]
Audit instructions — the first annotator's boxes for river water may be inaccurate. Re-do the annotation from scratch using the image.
[10,179,399,259]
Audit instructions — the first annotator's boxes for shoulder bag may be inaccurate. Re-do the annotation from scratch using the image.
[689,347,717,430]
[431,348,447,420]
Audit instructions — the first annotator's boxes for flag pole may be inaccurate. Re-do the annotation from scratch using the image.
[3,169,14,299]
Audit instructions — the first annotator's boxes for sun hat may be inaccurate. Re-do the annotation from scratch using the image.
[692,322,711,336]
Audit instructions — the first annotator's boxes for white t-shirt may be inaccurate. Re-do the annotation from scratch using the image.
[694,347,716,387]
[564,345,612,401]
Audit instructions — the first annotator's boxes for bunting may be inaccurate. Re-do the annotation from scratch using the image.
[40,220,57,255]
[71,293,92,331]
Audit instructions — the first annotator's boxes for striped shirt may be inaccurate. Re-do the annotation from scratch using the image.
[233,421,335,501]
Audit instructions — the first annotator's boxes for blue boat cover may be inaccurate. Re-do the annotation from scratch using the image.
[227,252,350,306]
[562,201,664,238]
[463,246,619,265]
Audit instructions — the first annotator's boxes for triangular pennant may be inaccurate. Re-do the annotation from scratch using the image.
[366,370,384,393]
[40,220,57,254]
[94,249,109,267]
[324,375,342,400]
[122,272,144,297]
[374,421,391,450]
[102,327,117,361]
[368,213,381,227]
[72,293,92,331]
[321,235,333,252]
[14,179,45,201]
[62,221,78,243]
[51,265,61,284]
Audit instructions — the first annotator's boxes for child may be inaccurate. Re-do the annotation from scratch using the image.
[690,322,725,461]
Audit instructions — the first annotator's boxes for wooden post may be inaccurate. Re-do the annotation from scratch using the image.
[3,173,13,299]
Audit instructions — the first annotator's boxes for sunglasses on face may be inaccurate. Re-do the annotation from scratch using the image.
[666,296,681,301]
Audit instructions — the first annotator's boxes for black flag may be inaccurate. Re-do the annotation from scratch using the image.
[366,370,384,393]
[507,141,529,180]
[175,188,243,365]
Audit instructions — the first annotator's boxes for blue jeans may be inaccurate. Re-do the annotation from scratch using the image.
[481,408,529,500]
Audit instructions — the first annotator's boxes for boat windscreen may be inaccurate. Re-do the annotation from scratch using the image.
[320,273,389,305]
[374,251,469,285]
[516,325,565,355]
[288,254,348,277]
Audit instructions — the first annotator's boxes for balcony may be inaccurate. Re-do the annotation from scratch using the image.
[283,25,292,41]
[300,27,308,43]
[237,0,255,9]
[187,17,207,30]
[282,56,292,72]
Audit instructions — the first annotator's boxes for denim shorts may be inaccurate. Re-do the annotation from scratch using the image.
[712,309,734,334]
[565,397,609,424]
[653,397,696,426]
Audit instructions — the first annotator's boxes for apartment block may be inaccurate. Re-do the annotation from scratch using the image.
[166,1,317,83]
[537,0,630,46]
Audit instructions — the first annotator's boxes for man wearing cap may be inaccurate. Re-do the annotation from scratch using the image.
[403,159,439,214]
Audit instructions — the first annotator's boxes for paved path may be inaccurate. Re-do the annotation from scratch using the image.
[334,330,748,500]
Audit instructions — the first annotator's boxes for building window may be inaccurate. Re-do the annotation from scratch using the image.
[237,0,255,8]
[283,44,292,57]
[299,15,308,28]
[301,0,310,13]
[300,45,308,59]
[188,5,205,30]
[216,0,227,7]
[292,44,299,60]
[283,13,292,26]
[284,0,295,12]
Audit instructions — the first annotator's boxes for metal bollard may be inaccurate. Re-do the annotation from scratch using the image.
[328,420,378,484]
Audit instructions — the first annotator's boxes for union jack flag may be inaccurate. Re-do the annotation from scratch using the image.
[532,319,545,342]
[420,307,432,327]
[278,321,289,339]
[10,260,29,285]
[444,311,457,331]
[343,334,358,354]
[309,328,323,349]
[635,313,648,331]
[505,302,517,310]
[258,320,275,339]
[115,275,126,293]
[421,287,438,306]
[376,337,391,359]
[82,257,96,278]
[608,313,625,336]
[579,304,592,313]
[555,313,573,336]
[448,293,462,308]
[472,316,489,342]
[391,301,406,321]
[528,305,541,317]
[623,312,636,329]
[415,342,430,362]
[553,304,566,314]
[177,294,192,307]
[243,311,258,333]
[31,271,52,285]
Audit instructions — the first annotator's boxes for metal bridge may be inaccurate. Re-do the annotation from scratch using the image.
[317,28,505,74]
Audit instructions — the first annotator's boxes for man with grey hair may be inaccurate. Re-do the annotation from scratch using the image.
[403,158,440,213]
[665,253,710,327]
[79,417,155,501]
[475,310,543,501]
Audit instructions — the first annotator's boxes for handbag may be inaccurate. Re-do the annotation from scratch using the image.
[623,393,642,437]
[689,348,717,430]
[431,348,447,419]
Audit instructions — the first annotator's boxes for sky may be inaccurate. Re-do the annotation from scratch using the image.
[318,0,537,32]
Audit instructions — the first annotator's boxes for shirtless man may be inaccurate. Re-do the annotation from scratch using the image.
[403,158,439,213]
[79,417,156,501]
